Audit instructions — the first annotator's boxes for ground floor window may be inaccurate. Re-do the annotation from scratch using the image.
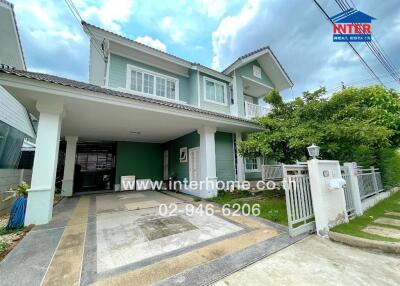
[245,157,260,172]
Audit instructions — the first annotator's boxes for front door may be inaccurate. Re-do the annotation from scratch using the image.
[189,147,200,182]
[74,142,116,192]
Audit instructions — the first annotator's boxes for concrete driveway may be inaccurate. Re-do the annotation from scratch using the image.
[0,191,301,286]
[213,236,400,286]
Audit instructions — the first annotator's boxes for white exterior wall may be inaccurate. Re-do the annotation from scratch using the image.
[89,37,107,86]
[0,86,35,137]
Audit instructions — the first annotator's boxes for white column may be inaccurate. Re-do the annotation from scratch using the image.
[344,162,363,216]
[235,131,245,182]
[230,72,239,116]
[25,102,64,226]
[61,136,78,197]
[197,126,217,198]
[307,159,348,237]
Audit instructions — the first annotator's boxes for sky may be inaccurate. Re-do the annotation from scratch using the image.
[9,0,400,100]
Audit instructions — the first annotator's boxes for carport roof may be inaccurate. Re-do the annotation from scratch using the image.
[0,64,259,126]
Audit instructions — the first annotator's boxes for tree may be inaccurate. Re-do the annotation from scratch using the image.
[239,85,399,167]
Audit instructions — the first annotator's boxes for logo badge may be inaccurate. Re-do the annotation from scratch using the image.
[330,8,375,42]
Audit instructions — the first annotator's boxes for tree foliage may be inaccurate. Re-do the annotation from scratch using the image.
[239,85,400,166]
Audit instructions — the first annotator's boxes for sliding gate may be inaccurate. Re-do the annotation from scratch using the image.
[282,165,315,236]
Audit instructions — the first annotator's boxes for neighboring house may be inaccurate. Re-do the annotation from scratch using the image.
[0,19,292,225]
[0,0,35,169]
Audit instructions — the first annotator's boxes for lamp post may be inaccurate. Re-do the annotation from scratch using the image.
[307,144,320,159]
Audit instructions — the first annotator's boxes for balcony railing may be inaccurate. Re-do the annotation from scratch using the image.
[245,101,271,119]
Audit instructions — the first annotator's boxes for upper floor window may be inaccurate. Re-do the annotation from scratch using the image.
[203,77,227,105]
[127,65,179,100]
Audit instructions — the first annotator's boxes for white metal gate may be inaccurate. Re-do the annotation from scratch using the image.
[282,165,315,237]
[341,166,355,215]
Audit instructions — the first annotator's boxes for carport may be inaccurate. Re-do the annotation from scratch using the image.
[0,67,262,225]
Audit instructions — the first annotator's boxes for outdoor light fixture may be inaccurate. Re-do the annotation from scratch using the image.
[307,143,320,159]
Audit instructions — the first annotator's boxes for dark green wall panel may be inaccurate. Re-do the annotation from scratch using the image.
[115,141,163,183]
[164,131,199,180]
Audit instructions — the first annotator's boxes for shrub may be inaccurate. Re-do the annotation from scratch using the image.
[378,148,400,188]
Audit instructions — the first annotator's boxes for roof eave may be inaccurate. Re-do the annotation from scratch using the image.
[82,21,192,69]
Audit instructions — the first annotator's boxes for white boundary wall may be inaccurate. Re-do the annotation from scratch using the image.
[361,188,398,212]
[0,169,32,214]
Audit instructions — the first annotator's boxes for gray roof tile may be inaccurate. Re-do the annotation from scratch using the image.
[0,64,259,125]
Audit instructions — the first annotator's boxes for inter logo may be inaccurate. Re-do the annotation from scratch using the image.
[331,8,375,42]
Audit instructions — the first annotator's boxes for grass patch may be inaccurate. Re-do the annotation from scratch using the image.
[209,189,288,225]
[332,191,400,242]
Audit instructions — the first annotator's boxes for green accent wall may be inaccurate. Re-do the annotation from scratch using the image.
[115,141,163,184]
[164,131,200,181]
[215,132,235,182]
[236,60,274,87]
[163,131,236,182]
[108,53,191,104]
[188,69,199,106]
[114,131,236,185]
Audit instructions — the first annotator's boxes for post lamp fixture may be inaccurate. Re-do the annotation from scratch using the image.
[307,143,320,159]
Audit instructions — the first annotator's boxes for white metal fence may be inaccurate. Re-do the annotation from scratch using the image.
[244,101,271,119]
[261,164,283,181]
[357,167,384,200]
[282,165,315,237]
[341,166,355,214]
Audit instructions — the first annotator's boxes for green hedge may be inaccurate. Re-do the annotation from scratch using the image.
[378,148,400,188]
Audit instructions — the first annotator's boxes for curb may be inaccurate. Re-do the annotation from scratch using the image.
[329,231,400,254]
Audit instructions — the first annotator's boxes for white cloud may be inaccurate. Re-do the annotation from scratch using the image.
[80,0,133,34]
[159,16,184,44]
[135,36,167,52]
[171,30,183,43]
[198,0,228,19]
[161,16,172,30]
[211,0,260,70]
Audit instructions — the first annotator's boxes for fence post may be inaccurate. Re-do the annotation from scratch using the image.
[308,159,348,236]
[344,162,363,216]
[371,166,379,194]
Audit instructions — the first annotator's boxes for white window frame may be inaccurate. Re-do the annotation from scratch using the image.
[126,64,179,101]
[203,76,228,106]
[244,157,260,172]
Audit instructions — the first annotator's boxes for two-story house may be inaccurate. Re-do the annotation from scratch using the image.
[0,20,292,225]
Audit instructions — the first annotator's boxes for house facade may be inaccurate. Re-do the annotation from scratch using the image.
[0,19,292,225]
